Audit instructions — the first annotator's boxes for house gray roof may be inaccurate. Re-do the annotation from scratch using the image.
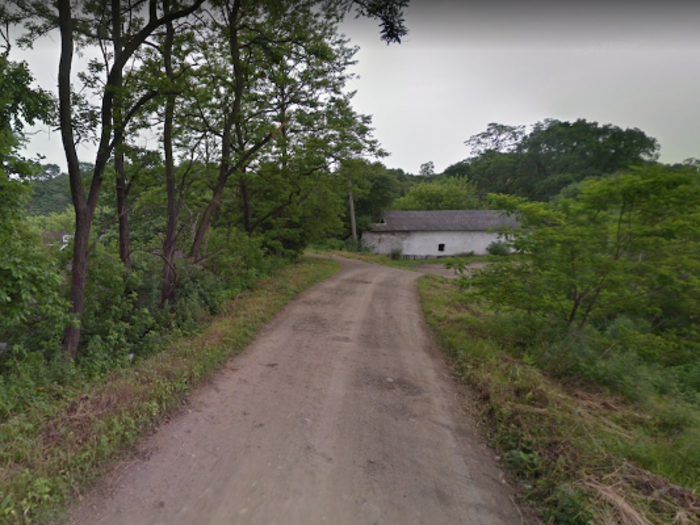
[369,210,518,232]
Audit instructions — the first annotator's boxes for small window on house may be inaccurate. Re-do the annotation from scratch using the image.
[438,243,445,252]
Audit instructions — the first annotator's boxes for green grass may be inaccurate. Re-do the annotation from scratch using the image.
[306,246,507,271]
[418,274,700,525]
[0,256,340,524]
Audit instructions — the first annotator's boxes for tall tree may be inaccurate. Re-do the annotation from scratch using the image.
[337,159,400,237]
[110,0,131,270]
[419,161,435,176]
[223,44,383,254]
[52,0,206,357]
[14,0,408,356]
[159,4,180,303]
[464,119,660,201]
[185,0,279,261]
[183,0,405,261]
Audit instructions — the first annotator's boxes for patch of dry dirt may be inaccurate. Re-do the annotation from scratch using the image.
[70,258,521,525]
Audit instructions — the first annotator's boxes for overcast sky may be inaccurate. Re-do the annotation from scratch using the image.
[340,0,700,173]
[15,0,700,174]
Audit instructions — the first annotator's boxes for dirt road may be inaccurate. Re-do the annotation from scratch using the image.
[71,257,520,525]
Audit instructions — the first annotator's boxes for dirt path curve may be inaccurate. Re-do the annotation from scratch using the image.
[70,257,521,525]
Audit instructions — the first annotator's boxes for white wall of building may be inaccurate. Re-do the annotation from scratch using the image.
[362,231,503,257]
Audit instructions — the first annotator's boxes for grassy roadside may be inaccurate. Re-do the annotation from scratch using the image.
[306,247,499,271]
[0,256,340,524]
[418,273,700,525]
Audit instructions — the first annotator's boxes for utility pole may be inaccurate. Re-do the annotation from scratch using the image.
[348,179,357,243]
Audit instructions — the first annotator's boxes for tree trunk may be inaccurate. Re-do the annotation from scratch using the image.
[190,140,231,261]
[115,150,131,269]
[161,11,179,305]
[60,0,206,357]
[240,174,252,234]
[113,0,131,270]
[64,210,91,359]
[58,0,90,359]
[189,0,242,261]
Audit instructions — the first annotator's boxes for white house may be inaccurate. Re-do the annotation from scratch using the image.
[362,210,517,258]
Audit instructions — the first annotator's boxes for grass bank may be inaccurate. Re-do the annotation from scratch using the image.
[307,247,500,271]
[0,256,340,524]
[418,274,700,525]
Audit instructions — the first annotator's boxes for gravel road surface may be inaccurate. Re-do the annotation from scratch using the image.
[70,257,520,525]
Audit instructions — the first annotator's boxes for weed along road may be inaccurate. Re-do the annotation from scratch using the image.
[71,257,520,525]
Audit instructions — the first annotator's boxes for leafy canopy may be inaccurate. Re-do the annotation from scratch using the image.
[0,55,67,343]
[469,166,700,340]
[464,119,660,201]
[392,177,483,211]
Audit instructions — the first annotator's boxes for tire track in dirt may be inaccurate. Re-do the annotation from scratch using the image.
[70,257,521,525]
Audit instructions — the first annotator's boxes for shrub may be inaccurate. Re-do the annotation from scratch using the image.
[390,248,402,260]
[323,238,345,251]
[0,222,71,354]
[344,238,369,252]
[486,240,510,256]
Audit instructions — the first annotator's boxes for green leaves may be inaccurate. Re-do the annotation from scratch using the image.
[347,0,409,44]
[392,177,483,211]
[0,55,68,346]
[471,166,700,338]
[465,119,660,201]
[0,222,71,344]
[0,56,55,187]
[0,55,55,134]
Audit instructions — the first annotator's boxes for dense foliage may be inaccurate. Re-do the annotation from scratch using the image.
[420,146,700,523]
[0,0,410,415]
[462,164,700,400]
[27,165,71,215]
[392,177,483,211]
[444,119,660,201]
[0,53,69,361]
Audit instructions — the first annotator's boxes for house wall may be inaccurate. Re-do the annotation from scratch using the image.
[362,231,503,258]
